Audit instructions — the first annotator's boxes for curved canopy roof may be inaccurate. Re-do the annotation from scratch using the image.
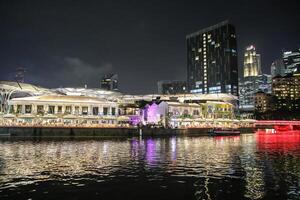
[54,87,121,100]
[0,81,53,96]
[1,81,238,104]
[9,95,116,104]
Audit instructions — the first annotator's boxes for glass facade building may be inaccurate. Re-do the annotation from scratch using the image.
[283,49,300,75]
[186,20,238,96]
[239,74,272,112]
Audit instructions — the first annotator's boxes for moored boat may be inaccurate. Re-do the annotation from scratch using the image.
[208,128,240,136]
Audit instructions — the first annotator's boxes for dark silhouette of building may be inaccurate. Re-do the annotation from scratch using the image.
[15,67,26,83]
[100,74,118,91]
[271,58,285,77]
[186,20,238,96]
[157,80,187,94]
[283,48,300,74]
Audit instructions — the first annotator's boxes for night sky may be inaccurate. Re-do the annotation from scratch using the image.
[0,0,299,94]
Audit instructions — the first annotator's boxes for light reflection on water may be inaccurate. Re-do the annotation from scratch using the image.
[0,133,299,199]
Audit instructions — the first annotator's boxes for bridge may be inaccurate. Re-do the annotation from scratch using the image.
[255,120,300,131]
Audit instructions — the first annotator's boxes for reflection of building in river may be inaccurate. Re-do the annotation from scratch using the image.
[1,136,297,198]
[239,134,265,199]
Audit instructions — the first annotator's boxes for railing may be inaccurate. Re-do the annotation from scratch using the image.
[255,120,300,125]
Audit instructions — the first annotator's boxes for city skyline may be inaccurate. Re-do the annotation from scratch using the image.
[0,0,299,94]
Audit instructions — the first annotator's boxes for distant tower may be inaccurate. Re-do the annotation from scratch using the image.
[100,74,118,91]
[15,67,26,83]
[282,48,300,74]
[271,58,285,77]
[243,45,262,78]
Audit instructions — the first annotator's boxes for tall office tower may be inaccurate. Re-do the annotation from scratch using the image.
[100,74,118,91]
[187,20,238,96]
[239,74,272,112]
[272,73,300,111]
[271,58,285,77]
[283,48,300,74]
[243,45,262,77]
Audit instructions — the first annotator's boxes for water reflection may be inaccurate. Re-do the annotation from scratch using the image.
[0,133,299,199]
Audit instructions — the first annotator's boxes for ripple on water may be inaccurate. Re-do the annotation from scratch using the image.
[0,134,299,200]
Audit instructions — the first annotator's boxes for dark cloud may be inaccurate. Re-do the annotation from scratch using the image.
[61,57,112,86]
[24,57,113,88]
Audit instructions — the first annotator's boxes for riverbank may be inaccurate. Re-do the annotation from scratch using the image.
[0,126,255,137]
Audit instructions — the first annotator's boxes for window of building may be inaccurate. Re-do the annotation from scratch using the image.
[103,107,108,115]
[93,107,99,116]
[193,110,199,116]
[48,106,55,114]
[82,107,88,115]
[65,106,72,114]
[9,105,14,114]
[17,105,22,114]
[75,106,79,115]
[37,105,44,115]
[111,107,116,116]
[57,106,62,114]
[25,105,32,114]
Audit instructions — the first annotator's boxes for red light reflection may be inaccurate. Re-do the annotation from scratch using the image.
[256,130,300,153]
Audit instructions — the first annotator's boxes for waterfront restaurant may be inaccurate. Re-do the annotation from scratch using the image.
[4,95,119,126]
[140,100,235,128]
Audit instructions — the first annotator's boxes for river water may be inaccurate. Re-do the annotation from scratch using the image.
[0,132,299,200]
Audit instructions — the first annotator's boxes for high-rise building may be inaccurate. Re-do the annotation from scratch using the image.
[283,48,300,74]
[100,74,118,91]
[255,91,274,113]
[271,58,285,78]
[239,74,272,112]
[243,45,262,77]
[272,73,300,111]
[157,80,187,94]
[186,20,238,96]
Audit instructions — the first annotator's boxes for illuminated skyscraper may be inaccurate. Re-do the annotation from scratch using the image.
[243,45,261,77]
[272,73,300,111]
[186,20,238,96]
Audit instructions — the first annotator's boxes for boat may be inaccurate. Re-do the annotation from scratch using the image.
[208,128,240,136]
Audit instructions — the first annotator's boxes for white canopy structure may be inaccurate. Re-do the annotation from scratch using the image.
[0,81,54,113]
[1,81,238,114]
